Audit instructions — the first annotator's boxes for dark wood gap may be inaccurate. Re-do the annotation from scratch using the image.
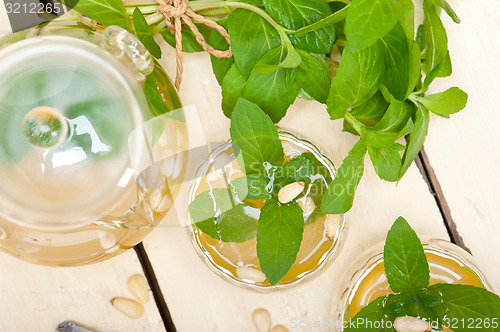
[414,148,470,253]
[135,243,177,332]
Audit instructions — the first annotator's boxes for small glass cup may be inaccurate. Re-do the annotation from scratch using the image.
[187,131,348,291]
[330,239,492,331]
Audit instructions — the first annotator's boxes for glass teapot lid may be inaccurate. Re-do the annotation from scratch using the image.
[0,35,149,230]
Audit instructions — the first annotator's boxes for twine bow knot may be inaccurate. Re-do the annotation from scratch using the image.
[156,0,233,90]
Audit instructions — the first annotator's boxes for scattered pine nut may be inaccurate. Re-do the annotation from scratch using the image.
[236,266,266,283]
[278,181,305,204]
[127,274,149,304]
[272,324,290,332]
[326,214,342,240]
[110,297,144,319]
[252,308,272,332]
[296,196,316,215]
[394,316,431,332]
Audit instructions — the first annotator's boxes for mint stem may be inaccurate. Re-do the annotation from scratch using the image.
[291,5,349,36]
[344,112,365,136]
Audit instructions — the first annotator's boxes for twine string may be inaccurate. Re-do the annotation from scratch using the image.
[157,0,233,90]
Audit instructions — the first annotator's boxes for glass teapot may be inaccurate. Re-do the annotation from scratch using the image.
[0,20,186,266]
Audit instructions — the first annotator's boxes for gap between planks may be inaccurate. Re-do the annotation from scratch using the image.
[135,243,177,332]
[415,148,469,252]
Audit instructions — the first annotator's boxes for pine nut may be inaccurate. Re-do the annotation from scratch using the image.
[236,266,266,283]
[252,308,271,332]
[127,274,149,304]
[110,297,144,319]
[296,196,316,215]
[278,181,305,204]
[394,316,431,332]
[272,324,290,332]
[326,214,342,240]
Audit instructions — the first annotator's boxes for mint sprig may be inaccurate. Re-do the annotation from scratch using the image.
[57,0,469,215]
[189,98,331,284]
[345,217,500,331]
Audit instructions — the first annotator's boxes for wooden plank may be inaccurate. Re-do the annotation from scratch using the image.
[143,50,449,331]
[420,0,500,292]
[0,250,165,331]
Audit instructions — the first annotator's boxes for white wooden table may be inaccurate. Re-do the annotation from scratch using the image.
[0,1,498,331]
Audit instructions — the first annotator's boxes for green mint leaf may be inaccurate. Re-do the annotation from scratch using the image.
[343,92,389,136]
[228,9,281,78]
[372,101,413,134]
[345,0,401,51]
[189,189,259,243]
[422,52,452,90]
[379,22,410,101]
[415,87,468,118]
[384,216,430,293]
[59,0,129,28]
[428,0,461,23]
[329,1,348,13]
[385,292,440,321]
[263,0,336,54]
[398,0,415,43]
[230,174,271,200]
[366,101,414,148]
[144,75,170,117]
[428,283,500,331]
[230,99,284,174]
[296,51,331,104]
[256,199,304,285]
[209,18,235,85]
[407,41,422,97]
[221,64,247,118]
[133,8,162,59]
[437,51,453,78]
[321,140,366,214]
[400,104,429,179]
[161,24,211,53]
[143,61,182,116]
[327,44,384,120]
[344,295,395,332]
[368,143,404,182]
[279,152,317,183]
[421,2,448,75]
[243,47,300,123]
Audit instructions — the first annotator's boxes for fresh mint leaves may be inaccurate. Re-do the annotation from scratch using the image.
[263,0,336,54]
[230,98,284,173]
[321,140,366,214]
[58,0,130,28]
[384,217,430,293]
[228,9,281,79]
[414,87,468,119]
[327,44,384,120]
[346,217,500,331]
[190,98,332,284]
[256,199,304,285]
[345,0,400,52]
[428,284,500,332]
[66,0,469,215]
[133,8,162,59]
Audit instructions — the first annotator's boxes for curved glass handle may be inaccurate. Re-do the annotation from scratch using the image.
[103,26,154,80]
